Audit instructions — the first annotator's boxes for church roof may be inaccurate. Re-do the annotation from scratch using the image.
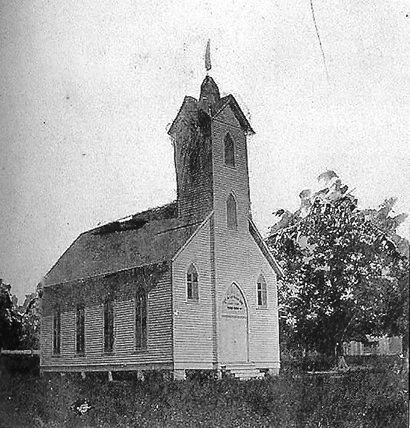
[44,202,200,286]
[168,77,254,137]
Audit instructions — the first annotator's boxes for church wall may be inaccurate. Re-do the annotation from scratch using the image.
[172,102,214,222]
[39,75,281,377]
[40,314,52,360]
[246,241,280,366]
[211,106,280,370]
[40,271,174,372]
[172,217,215,369]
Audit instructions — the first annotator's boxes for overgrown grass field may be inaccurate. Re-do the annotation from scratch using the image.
[0,365,408,427]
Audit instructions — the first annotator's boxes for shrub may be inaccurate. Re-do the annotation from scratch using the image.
[0,366,408,427]
[0,354,40,376]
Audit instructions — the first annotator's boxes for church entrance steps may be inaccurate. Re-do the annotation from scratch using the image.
[222,363,265,380]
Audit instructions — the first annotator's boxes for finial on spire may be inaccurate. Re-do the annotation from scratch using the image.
[205,39,211,73]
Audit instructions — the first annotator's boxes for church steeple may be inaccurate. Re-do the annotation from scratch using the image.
[199,41,220,112]
[168,48,254,222]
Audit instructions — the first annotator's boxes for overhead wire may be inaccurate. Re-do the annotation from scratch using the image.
[309,0,330,82]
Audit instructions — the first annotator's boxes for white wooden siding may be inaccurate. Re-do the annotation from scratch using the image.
[212,105,280,369]
[40,272,173,371]
[172,218,214,369]
[61,310,75,357]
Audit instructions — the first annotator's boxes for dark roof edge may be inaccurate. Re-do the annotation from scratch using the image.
[89,201,178,235]
[248,218,284,279]
[168,96,198,137]
[44,233,87,285]
[43,260,170,289]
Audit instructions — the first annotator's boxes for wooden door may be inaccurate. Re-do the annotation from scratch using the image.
[220,283,248,363]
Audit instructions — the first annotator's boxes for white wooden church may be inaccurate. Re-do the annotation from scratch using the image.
[40,62,282,379]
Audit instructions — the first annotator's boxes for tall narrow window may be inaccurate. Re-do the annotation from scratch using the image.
[227,193,238,230]
[53,307,61,355]
[187,264,199,301]
[76,305,85,355]
[104,300,114,353]
[135,289,147,349]
[224,133,235,167]
[257,275,267,308]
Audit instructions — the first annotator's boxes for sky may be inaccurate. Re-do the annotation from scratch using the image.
[0,0,409,302]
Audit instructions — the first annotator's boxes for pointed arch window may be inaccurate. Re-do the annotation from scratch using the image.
[224,133,235,167]
[187,264,199,301]
[257,275,267,308]
[135,289,147,349]
[227,193,238,230]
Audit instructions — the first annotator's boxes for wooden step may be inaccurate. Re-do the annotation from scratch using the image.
[224,362,256,370]
[222,363,265,380]
[233,372,264,380]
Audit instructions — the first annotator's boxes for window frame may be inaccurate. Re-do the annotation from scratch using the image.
[226,193,238,230]
[257,275,268,308]
[76,305,85,355]
[186,264,199,301]
[53,306,61,355]
[135,289,148,350]
[224,133,235,167]
[103,299,114,353]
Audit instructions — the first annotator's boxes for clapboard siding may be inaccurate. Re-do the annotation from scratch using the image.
[172,217,214,368]
[211,105,280,370]
[41,270,173,371]
[86,304,104,356]
[147,274,173,360]
[171,97,213,222]
[40,315,52,359]
[114,300,135,354]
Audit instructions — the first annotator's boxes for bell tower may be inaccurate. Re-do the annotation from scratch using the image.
[168,47,254,224]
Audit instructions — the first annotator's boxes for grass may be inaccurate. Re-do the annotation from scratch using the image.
[0,366,408,428]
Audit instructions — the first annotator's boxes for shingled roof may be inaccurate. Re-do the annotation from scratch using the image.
[44,202,201,286]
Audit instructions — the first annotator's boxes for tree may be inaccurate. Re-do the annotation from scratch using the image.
[267,171,409,361]
[0,279,22,350]
[18,292,40,350]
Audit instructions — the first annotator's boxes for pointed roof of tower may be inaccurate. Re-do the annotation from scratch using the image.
[199,75,220,107]
[212,94,254,135]
[168,76,254,137]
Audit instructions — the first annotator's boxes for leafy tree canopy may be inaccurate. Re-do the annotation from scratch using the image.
[0,279,22,350]
[267,170,409,358]
[0,280,40,350]
[18,292,40,350]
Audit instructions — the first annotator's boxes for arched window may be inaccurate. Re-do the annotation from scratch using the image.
[227,193,238,230]
[187,264,199,301]
[222,283,247,316]
[224,133,235,167]
[257,275,267,308]
[135,289,147,349]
